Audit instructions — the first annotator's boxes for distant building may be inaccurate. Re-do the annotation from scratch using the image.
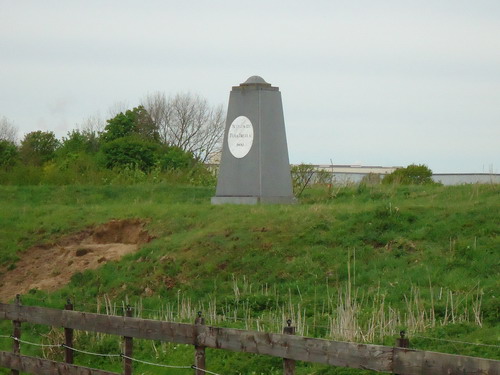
[206,162,500,185]
[431,173,500,185]
[311,164,400,184]
[309,165,500,185]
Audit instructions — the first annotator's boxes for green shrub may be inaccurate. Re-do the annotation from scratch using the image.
[0,140,18,168]
[20,131,60,166]
[101,105,158,143]
[159,146,196,170]
[58,129,100,156]
[0,164,43,184]
[100,136,160,171]
[291,163,316,196]
[187,164,217,186]
[110,164,148,184]
[383,164,434,185]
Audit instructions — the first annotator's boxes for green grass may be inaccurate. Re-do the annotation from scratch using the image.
[0,182,499,374]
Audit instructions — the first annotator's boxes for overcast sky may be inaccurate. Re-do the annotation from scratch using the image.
[1,1,499,173]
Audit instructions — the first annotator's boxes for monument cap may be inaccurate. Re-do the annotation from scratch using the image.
[240,75,272,87]
[236,75,277,91]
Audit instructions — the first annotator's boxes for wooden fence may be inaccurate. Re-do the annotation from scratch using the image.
[0,299,498,375]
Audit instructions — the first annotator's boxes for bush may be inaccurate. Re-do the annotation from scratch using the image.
[0,164,43,185]
[291,163,316,196]
[100,136,160,171]
[101,106,158,143]
[0,140,18,168]
[58,129,100,157]
[187,164,217,186]
[383,164,434,185]
[20,131,60,166]
[159,146,196,170]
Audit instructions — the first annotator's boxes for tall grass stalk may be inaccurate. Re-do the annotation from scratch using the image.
[91,279,483,344]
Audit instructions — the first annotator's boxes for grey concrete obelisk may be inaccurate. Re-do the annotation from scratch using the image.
[211,76,295,204]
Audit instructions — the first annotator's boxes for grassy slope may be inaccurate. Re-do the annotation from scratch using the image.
[0,183,498,374]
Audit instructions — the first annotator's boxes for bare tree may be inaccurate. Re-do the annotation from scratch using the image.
[142,92,225,162]
[142,92,172,144]
[0,116,18,143]
[78,114,106,135]
[106,101,130,119]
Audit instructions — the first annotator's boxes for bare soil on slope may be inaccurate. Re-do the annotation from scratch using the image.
[0,219,152,302]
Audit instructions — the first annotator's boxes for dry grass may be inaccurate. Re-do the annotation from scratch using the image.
[92,278,483,344]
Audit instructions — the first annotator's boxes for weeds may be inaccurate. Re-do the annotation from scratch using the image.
[86,274,484,344]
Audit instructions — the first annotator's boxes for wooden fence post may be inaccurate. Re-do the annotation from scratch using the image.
[64,298,74,364]
[11,294,21,375]
[123,305,133,375]
[394,330,410,375]
[396,330,410,348]
[283,319,296,375]
[194,311,206,375]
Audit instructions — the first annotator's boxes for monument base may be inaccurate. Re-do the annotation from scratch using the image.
[211,196,296,205]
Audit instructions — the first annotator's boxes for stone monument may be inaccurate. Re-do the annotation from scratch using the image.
[211,76,295,204]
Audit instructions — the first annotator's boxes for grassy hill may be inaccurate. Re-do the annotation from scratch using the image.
[0,183,498,374]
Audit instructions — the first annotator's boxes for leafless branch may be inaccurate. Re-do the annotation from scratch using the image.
[0,116,19,143]
[142,92,225,162]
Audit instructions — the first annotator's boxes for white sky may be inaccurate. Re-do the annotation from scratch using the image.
[1,0,499,173]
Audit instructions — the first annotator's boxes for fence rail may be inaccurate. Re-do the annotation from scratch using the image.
[1,301,498,375]
[0,351,118,375]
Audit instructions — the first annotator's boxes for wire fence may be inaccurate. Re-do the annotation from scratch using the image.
[1,301,499,375]
[3,332,498,351]
[11,292,491,349]
[1,330,499,375]
[0,334,222,374]
[2,292,499,355]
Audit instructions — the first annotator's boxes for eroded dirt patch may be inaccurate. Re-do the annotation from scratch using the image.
[0,219,152,302]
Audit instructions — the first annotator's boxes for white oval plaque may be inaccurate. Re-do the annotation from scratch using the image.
[228,116,254,158]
